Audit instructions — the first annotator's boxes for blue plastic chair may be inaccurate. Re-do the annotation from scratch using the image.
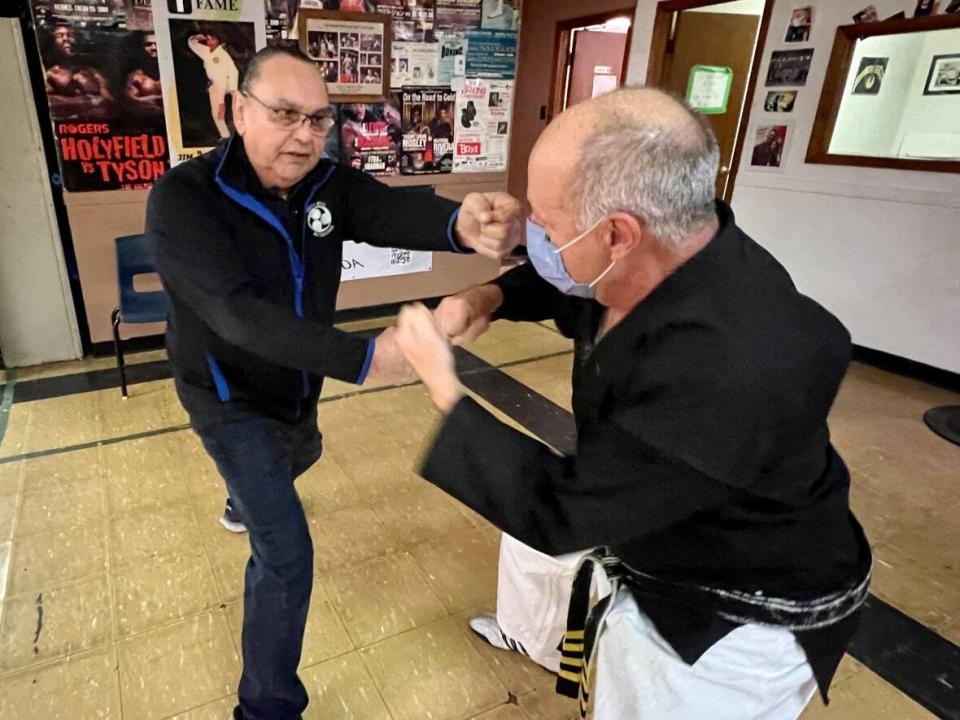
[111,234,167,397]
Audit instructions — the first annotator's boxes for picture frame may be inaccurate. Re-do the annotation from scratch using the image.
[298,9,392,103]
[748,122,792,172]
[923,53,960,94]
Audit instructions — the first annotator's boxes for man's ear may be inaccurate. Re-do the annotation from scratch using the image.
[606,212,644,262]
[233,92,248,136]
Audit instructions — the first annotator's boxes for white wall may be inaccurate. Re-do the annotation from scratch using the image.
[689,0,765,15]
[627,0,960,374]
[0,19,82,367]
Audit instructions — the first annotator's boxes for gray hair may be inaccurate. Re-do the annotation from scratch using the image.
[239,45,318,94]
[571,91,720,249]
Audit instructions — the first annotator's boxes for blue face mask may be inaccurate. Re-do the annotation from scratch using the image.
[525,218,616,299]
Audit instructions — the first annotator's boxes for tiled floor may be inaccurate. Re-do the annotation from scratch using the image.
[0,319,957,719]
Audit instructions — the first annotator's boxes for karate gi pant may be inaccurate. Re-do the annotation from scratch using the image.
[208,82,231,138]
[494,535,819,719]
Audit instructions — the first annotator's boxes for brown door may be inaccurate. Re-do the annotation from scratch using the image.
[566,30,630,109]
[660,10,761,197]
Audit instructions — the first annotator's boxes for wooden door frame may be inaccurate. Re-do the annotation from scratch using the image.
[546,7,636,124]
[646,0,775,203]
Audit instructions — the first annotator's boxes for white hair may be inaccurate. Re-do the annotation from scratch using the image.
[571,92,720,249]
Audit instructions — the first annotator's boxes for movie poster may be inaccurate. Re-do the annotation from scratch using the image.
[30,0,170,191]
[391,41,439,86]
[369,0,435,42]
[339,97,402,175]
[151,0,266,165]
[399,86,455,174]
[435,0,481,32]
[453,78,511,171]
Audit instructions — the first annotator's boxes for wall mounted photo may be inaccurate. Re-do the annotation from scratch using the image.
[764,90,797,112]
[947,0,960,13]
[766,49,814,86]
[299,9,392,102]
[368,0,436,42]
[852,5,879,23]
[852,56,887,94]
[924,53,960,94]
[785,7,812,43]
[749,123,790,169]
[914,0,939,17]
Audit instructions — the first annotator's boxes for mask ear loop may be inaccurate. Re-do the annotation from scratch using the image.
[553,216,606,254]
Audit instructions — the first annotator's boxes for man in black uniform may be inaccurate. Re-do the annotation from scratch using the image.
[145,45,520,720]
[394,88,871,718]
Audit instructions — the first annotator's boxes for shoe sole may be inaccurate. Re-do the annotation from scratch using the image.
[219,516,248,533]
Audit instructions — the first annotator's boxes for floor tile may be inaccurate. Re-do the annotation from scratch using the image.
[0,493,16,542]
[14,394,104,455]
[99,381,181,438]
[169,694,236,720]
[0,461,21,495]
[361,616,507,720]
[799,666,937,719]
[870,542,960,630]
[516,686,579,720]
[468,704,530,720]
[102,436,190,516]
[0,645,122,719]
[114,550,220,638]
[108,501,204,568]
[325,551,447,647]
[463,322,573,367]
[118,610,240,720]
[503,355,575,412]
[372,485,477,547]
[15,476,104,538]
[202,530,250,606]
[0,574,111,672]
[309,505,400,573]
[297,457,366,516]
[300,651,392,720]
[7,521,107,596]
[411,530,499,614]
[19,448,101,494]
[0,405,32,458]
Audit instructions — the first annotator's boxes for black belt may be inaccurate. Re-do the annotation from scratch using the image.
[555,549,872,715]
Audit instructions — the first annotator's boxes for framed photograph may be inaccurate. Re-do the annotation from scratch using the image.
[763,90,797,112]
[923,53,960,94]
[785,7,812,43]
[852,4,879,23]
[766,49,814,86]
[749,123,791,171]
[914,0,938,17]
[852,56,887,94]
[298,9,392,102]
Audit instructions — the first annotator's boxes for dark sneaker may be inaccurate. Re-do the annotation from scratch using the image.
[219,498,247,533]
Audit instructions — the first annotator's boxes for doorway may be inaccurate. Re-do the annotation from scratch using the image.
[548,8,635,124]
[647,0,773,201]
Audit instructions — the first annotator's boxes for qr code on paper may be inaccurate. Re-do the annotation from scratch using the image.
[390,248,412,266]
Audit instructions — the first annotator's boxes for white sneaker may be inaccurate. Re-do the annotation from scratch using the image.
[468,613,529,655]
[219,498,248,533]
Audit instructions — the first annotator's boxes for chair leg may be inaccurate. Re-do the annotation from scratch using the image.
[112,307,128,398]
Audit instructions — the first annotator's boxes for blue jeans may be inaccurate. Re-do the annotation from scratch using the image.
[177,381,322,720]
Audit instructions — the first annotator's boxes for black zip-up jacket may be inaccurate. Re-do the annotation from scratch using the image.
[146,135,463,422]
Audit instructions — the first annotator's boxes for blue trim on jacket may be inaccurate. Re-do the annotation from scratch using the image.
[205,354,232,402]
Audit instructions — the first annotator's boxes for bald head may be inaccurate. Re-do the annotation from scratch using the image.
[528,87,719,248]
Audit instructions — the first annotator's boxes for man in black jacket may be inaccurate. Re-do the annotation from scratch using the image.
[394,88,871,718]
[146,45,520,720]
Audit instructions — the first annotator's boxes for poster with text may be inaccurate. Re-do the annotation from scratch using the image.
[151,0,266,165]
[437,33,467,85]
[464,29,516,79]
[435,0,481,32]
[400,86,455,174]
[453,78,511,172]
[341,242,432,280]
[369,0,435,42]
[339,97,402,175]
[391,41,439,85]
[30,0,170,191]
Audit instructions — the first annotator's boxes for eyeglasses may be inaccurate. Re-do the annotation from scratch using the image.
[243,91,335,134]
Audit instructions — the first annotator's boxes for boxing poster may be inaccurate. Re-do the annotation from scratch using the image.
[399,86,455,174]
[151,0,267,165]
[391,41,440,86]
[464,29,516,79]
[368,0,435,42]
[339,97,402,176]
[436,33,466,86]
[29,0,171,191]
[452,78,511,172]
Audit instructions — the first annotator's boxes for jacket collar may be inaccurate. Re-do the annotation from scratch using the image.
[212,133,335,199]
